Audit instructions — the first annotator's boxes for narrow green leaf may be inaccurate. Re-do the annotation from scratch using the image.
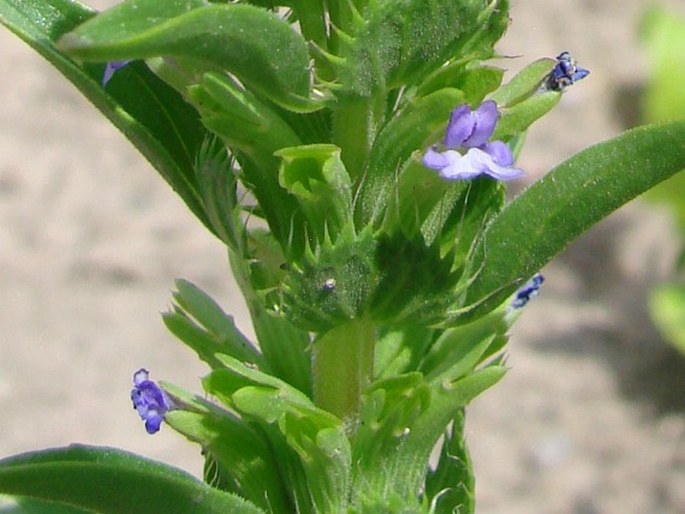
[492,91,561,140]
[58,0,314,110]
[171,279,263,365]
[464,121,685,319]
[0,0,213,234]
[489,57,555,107]
[0,446,264,514]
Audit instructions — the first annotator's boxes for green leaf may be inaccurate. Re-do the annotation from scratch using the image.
[352,366,504,506]
[640,7,685,124]
[188,73,306,251]
[163,279,265,369]
[0,0,214,235]
[227,246,314,396]
[358,88,465,228]
[335,0,509,95]
[650,283,685,354]
[464,120,685,319]
[193,136,244,251]
[418,63,504,102]
[424,409,474,514]
[492,91,561,140]
[421,311,508,384]
[58,0,315,110]
[0,446,264,514]
[205,357,352,512]
[374,325,435,379]
[0,495,91,514]
[174,280,257,351]
[276,144,354,243]
[489,57,556,107]
[164,407,294,513]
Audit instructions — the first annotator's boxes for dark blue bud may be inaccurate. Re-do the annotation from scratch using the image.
[510,273,545,309]
[545,51,590,91]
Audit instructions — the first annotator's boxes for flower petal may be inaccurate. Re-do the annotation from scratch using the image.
[436,150,484,180]
[102,60,132,87]
[483,140,514,167]
[131,368,170,434]
[466,100,498,148]
[444,104,475,148]
[422,146,451,169]
[144,413,164,434]
[462,147,524,181]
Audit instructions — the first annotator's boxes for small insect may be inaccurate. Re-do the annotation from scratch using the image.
[545,51,590,91]
[322,278,336,291]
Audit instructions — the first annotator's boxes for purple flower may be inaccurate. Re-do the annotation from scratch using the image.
[510,273,545,309]
[546,51,589,91]
[131,368,171,434]
[102,60,132,87]
[422,101,524,181]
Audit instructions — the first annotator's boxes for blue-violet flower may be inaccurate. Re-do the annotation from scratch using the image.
[546,51,589,91]
[102,60,132,87]
[422,101,524,181]
[510,273,545,309]
[131,368,171,434]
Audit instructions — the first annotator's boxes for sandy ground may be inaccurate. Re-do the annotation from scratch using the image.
[2,1,685,513]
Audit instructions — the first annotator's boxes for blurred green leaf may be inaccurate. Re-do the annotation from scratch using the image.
[640,7,685,124]
[58,0,315,110]
[0,495,90,514]
[463,120,685,319]
[0,0,213,234]
[639,8,685,232]
[650,283,685,355]
[0,446,263,514]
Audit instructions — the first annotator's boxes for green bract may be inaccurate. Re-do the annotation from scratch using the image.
[2,0,685,512]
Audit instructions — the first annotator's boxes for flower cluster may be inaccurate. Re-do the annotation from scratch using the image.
[422,100,524,181]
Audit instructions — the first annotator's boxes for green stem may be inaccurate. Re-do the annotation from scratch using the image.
[312,317,375,424]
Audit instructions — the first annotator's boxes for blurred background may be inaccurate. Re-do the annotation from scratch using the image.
[1,1,684,512]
